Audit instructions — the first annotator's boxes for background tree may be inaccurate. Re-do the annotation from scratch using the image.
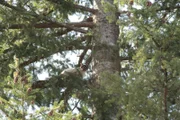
[0,0,180,120]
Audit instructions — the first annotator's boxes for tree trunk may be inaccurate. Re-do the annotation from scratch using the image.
[93,0,119,78]
[92,0,120,119]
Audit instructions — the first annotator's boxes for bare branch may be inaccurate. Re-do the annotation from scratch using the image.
[78,48,89,66]
[85,55,92,67]
[78,36,92,66]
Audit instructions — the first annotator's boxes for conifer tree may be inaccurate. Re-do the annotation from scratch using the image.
[0,0,180,119]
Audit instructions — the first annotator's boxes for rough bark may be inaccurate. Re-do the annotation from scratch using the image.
[92,0,120,119]
[93,0,119,77]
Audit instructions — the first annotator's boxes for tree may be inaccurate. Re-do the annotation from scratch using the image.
[0,0,180,120]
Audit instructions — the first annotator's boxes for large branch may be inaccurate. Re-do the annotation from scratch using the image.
[19,45,91,68]
[43,20,92,33]
[19,35,92,68]
[0,1,94,33]
[0,22,94,33]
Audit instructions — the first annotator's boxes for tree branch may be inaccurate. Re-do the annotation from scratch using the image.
[117,5,180,17]
[18,35,92,68]
[18,45,91,68]
[78,36,92,66]
[43,20,92,33]
[85,55,92,67]
[78,48,89,66]
[0,22,94,33]
[19,56,45,68]
[0,1,94,33]
[0,0,38,17]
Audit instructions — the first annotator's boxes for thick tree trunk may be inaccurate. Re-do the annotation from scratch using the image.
[92,0,120,119]
[93,0,119,78]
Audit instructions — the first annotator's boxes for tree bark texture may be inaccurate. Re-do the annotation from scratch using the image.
[93,0,119,78]
[92,0,120,119]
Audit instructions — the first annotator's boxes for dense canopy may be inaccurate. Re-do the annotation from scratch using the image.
[0,0,180,120]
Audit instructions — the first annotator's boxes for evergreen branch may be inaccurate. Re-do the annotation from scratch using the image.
[43,21,89,33]
[141,26,161,48]
[0,0,38,17]
[0,22,94,33]
[18,36,92,68]
[19,56,45,68]
[0,1,94,33]
[117,5,180,17]
[159,5,180,12]
[18,45,89,68]
[161,65,168,119]
[62,87,72,109]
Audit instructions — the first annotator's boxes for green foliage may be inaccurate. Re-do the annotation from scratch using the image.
[0,58,35,119]
[87,72,126,119]
[118,1,180,119]
[0,0,180,119]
